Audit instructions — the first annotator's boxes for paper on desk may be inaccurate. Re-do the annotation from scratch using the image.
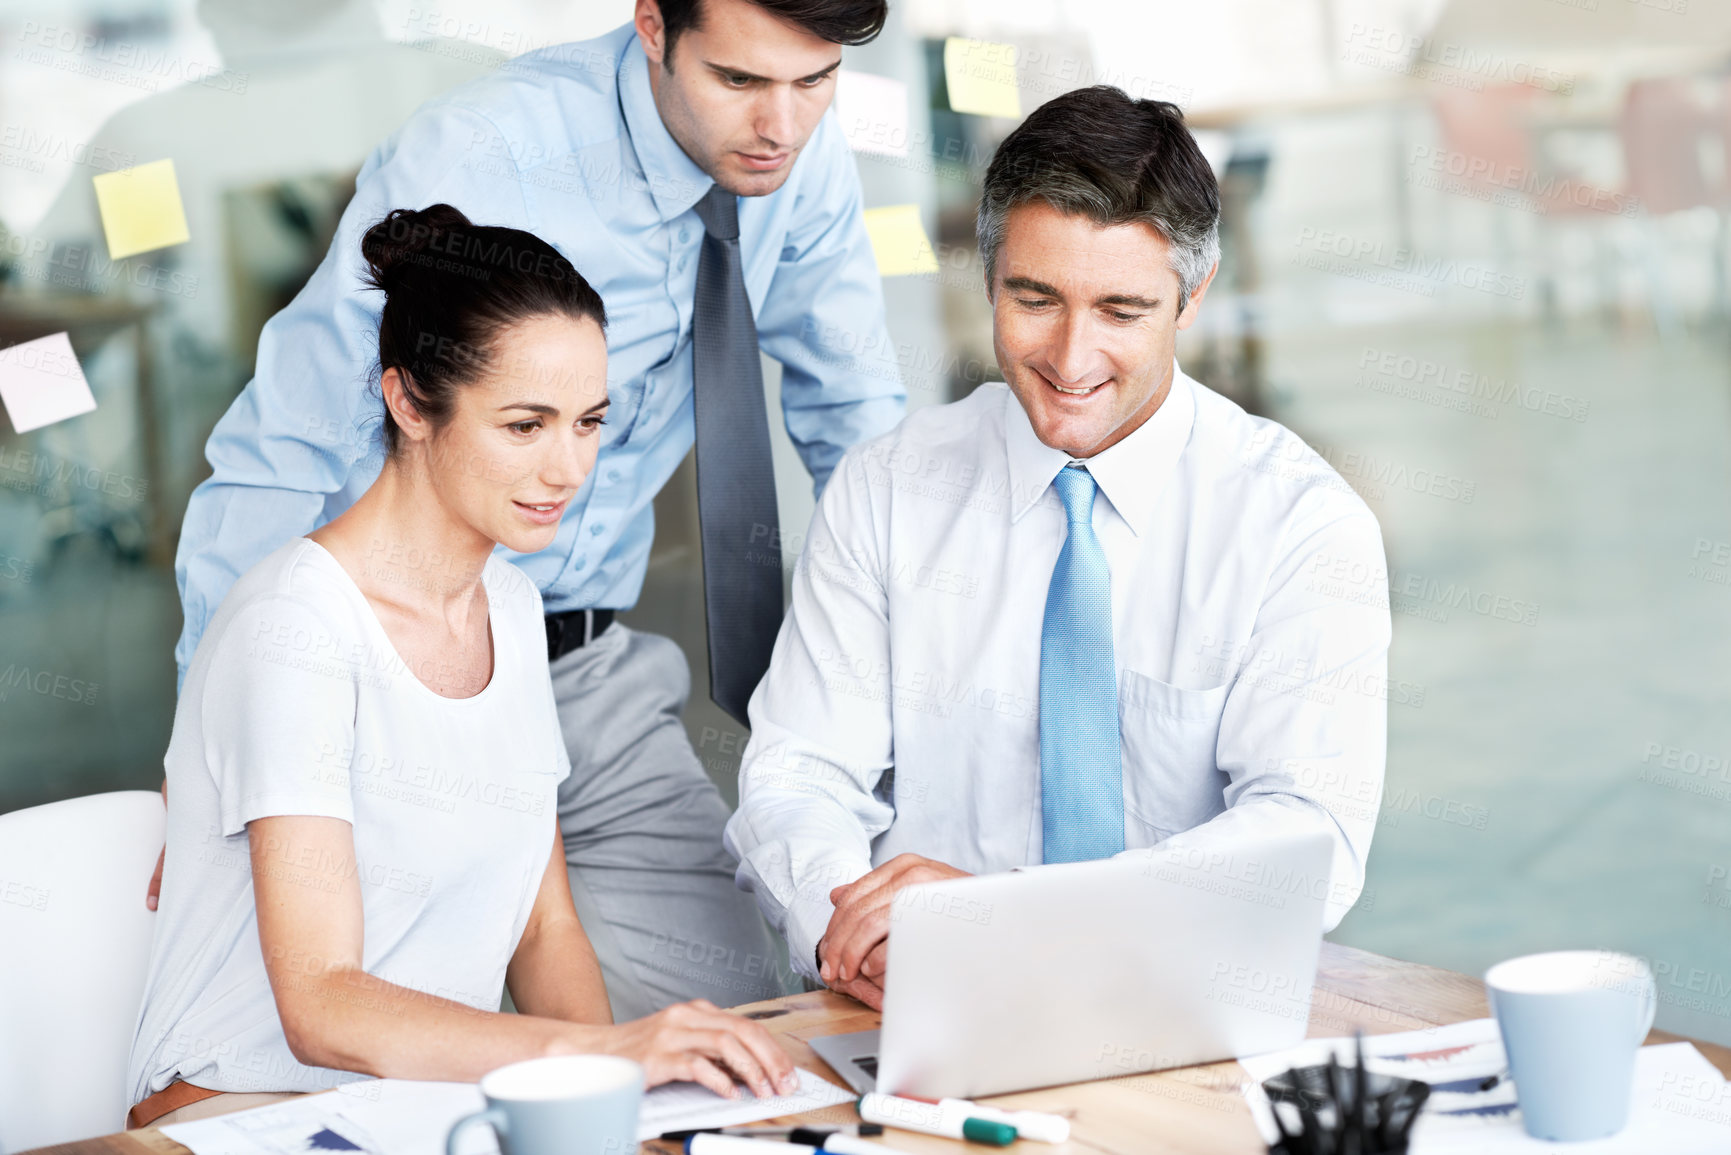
[862,205,939,278]
[631,1068,853,1136]
[1238,1018,1731,1153]
[160,1067,854,1155]
[1238,1017,1509,1092]
[0,332,96,433]
[942,37,1020,119]
[92,158,191,260]
[836,70,909,158]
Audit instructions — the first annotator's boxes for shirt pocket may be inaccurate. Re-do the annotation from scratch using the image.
[1117,668,1231,843]
[597,373,649,451]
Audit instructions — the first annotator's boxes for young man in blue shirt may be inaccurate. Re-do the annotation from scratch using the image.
[162,0,904,1018]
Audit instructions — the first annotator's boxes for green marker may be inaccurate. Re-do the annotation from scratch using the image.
[856,1092,1018,1145]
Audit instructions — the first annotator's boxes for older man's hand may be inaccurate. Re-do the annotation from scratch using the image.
[817,854,972,1005]
[816,945,888,1011]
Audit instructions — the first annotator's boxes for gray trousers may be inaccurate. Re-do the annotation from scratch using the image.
[549,623,795,1021]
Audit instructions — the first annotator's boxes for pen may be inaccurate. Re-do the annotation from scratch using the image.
[684,1136,814,1155]
[817,1136,898,1155]
[857,1092,1018,1145]
[662,1125,885,1141]
[684,1135,897,1155]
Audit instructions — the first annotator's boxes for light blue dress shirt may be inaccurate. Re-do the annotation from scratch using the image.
[173,22,906,690]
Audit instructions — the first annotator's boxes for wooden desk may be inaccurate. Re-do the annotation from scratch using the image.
[30,943,1731,1155]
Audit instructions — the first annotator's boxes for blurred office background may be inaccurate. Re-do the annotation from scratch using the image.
[3,0,1730,1042]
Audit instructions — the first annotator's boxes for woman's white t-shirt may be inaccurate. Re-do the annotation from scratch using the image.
[128,537,571,1104]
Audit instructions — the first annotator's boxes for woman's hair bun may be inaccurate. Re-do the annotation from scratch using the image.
[358,202,607,459]
[360,203,475,292]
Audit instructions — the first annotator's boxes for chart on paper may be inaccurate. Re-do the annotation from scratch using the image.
[160,1068,855,1155]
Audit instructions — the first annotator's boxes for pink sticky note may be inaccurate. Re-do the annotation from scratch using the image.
[0,332,96,433]
[837,70,910,158]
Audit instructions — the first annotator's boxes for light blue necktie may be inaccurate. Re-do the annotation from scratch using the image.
[1039,464,1125,864]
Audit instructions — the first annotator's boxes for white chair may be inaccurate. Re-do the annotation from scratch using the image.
[0,791,163,1153]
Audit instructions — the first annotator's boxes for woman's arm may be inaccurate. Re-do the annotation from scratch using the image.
[249,814,796,1098]
[505,821,611,1024]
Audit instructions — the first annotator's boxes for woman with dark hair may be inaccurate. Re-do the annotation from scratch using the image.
[125,204,795,1129]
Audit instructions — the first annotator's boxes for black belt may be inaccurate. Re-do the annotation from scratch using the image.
[545,608,615,663]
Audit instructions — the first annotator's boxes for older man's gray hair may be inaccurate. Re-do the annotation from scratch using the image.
[976,85,1221,313]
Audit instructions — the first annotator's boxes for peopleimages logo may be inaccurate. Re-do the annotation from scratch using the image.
[14,21,249,94]
[0,124,134,173]
[1341,23,1576,95]
[1408,144,1638,218]
[0,666,99,706]
[1357,346,1591,423]
[1303,550,1542,629]
[891,884,993,926]
[1294,227,1527,299]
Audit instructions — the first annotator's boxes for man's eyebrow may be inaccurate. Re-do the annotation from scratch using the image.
[797,59,843,83]
[1002,278,1161,310]
[1003,275,1062,297]
[705,60,765,81]
[702,58,841,84]
[1097,293,1161,310]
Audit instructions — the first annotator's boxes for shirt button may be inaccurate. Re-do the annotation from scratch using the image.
[574,557,586,571]
[678,228,690,243]
[677,257,688,272]
[607,470,621,484]
[590,524,605,537]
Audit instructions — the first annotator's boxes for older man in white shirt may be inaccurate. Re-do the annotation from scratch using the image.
[723,85,1392,1010]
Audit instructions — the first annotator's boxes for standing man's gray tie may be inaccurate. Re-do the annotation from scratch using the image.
[691,183,783,726]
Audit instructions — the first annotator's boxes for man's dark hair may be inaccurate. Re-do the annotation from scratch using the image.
[977,85,1221,312]
[656,0,888,65]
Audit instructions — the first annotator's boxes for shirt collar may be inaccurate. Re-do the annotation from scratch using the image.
[1003,363,1198,535]
[617,34,712,221]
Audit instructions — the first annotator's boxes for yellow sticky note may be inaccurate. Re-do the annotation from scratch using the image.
[92,159,191,260]
[944,37,1021,119]
[863,205,939,278]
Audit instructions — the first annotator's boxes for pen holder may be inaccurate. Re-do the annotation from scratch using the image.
[1261,1035,1430,1155]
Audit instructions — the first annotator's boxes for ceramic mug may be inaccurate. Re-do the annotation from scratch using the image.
[446,1054,644,1155]
[1486,950,1656,1141]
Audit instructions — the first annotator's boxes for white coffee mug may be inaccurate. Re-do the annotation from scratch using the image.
[446,1054,644,1155]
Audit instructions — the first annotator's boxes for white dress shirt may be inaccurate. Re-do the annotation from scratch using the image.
[723,365,1391,980]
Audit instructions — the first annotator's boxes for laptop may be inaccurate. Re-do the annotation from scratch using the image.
[808,830,1334,1100]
